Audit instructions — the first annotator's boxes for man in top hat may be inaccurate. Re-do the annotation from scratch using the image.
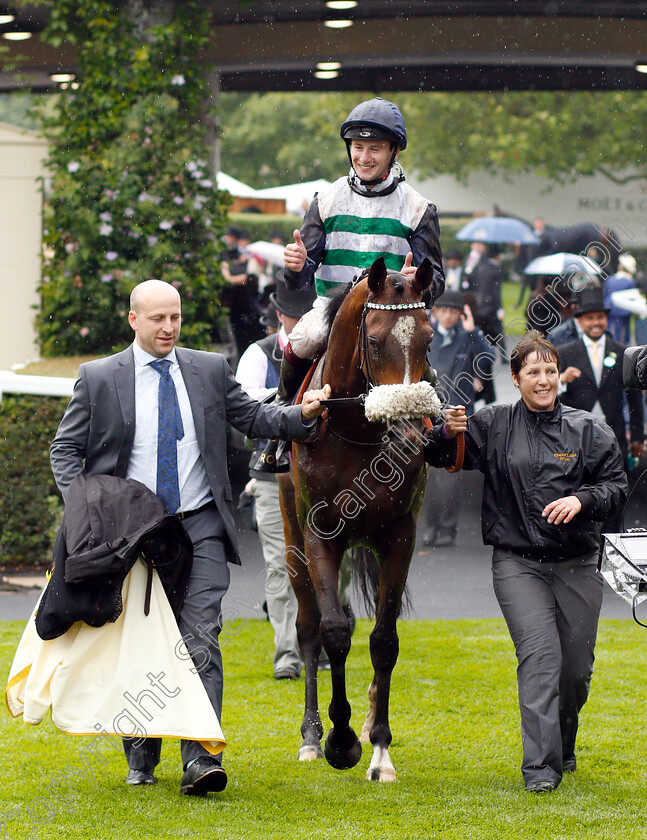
[235,275,315,679]
[422,290,495,546]
[558,286,645,466]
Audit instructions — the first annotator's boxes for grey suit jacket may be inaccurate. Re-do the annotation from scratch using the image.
[50,345,309,564]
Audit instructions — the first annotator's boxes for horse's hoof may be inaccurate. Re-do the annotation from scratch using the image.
[366,766,397,782]
[324,728,362,770]
[298,743,324,762]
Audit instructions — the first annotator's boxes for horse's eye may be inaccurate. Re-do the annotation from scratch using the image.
[368,337,379,354]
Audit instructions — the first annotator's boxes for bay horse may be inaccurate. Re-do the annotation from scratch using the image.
[278,256,440,782]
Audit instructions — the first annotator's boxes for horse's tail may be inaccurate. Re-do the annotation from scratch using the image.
[347,547,411,618]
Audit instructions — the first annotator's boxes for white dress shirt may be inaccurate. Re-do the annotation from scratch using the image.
[582,333,606,420]
[235,326,288,400]
[126,342,213,513]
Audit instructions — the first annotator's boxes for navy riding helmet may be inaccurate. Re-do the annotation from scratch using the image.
[340,98,407,188]
[340,97,407,150]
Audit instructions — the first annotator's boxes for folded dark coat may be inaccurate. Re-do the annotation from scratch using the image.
[36,473,192,640]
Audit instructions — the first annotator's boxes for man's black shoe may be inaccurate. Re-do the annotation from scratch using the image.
[526,779,556,793]
[180,758,227,796]
[126,769,156,786]
[563,757,577,773]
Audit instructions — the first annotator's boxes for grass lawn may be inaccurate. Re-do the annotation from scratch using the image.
[501,280,530,337]
[2,617,647,839]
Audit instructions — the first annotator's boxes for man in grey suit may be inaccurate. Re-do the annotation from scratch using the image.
[50,279,330,796]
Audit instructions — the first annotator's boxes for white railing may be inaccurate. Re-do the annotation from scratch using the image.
[0,370,75,402]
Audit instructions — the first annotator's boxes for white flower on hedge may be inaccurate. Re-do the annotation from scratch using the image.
[100,224,113,236]
[171,74,186,86]
[105,251,118,261]
[99,211,112,222]
[199,179,213,189]
[67,161,80,173]
[147,235,158,247]
[186,161,198,172]
[101,273,113,283]
[173,196,183,205]
[124,207,135,217]
[159,220,173,231]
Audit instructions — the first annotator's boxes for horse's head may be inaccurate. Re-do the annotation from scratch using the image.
[360,256,433,387]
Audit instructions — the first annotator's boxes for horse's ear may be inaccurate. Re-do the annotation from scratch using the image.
[413,258,433,294]
[367,257,387,294]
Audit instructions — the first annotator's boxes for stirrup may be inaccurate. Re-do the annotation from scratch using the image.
[255,439,290,474]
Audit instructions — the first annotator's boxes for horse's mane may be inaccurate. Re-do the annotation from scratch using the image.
[323,282,354,333]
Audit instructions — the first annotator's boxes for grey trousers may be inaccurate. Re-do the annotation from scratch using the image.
[424,466,463,534]
[251,478,302,675]
[124,505,230,772]
[491,548,603,787]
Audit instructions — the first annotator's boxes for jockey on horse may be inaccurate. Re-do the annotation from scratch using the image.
[259,97,445,470]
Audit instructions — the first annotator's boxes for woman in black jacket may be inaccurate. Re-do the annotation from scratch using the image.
[425,330,627,793]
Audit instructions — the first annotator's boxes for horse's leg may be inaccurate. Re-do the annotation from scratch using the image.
[365,519,416,782]
[360,678,377,743]
[278,474,324,761]
[306,533,362,770]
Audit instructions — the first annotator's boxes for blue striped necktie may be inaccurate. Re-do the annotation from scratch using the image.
[149,359,184,513]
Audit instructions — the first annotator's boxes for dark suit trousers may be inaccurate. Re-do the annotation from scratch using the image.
[123,505,230,772]
[492,549,602,788]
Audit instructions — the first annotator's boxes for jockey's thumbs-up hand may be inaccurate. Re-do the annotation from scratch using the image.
[284,229,308,273]
[401,251,416,279]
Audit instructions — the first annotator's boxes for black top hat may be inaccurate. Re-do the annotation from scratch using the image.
[572,286,610,317]
[444,248,463,262]
[433,289,465,310]
[268,272,316,319]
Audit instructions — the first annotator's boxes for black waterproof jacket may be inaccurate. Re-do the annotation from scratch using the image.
[425,398,627,561]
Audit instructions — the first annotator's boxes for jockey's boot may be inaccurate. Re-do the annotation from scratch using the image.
[256,350,313,474]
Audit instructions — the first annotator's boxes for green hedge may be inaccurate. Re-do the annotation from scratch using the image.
[0,395,66,569]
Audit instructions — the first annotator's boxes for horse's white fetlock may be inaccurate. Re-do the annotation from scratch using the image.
[366,745,397,782]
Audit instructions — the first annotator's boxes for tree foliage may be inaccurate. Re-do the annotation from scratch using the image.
[219,90,647,189]
[400,90,647,185]
[35,0,230,356]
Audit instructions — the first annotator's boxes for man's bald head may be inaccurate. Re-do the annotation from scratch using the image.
[130,279,181,313]
[128,280,182,358]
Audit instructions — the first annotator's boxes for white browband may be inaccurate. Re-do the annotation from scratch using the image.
[365,301,426,311]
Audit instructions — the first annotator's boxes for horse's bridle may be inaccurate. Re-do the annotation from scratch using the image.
[319,298,427,410]
[358,299,427,389]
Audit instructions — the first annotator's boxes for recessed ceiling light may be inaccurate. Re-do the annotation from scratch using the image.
[324,19,353,28]
[314,70,339,79]
[50,73,75,82]
[636,63,647,74]
[0,14,15,24]
[316,61,342,71]
[325,1,358,8]
[3,31,32,40]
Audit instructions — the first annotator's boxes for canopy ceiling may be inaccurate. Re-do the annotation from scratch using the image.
[1,1,647,93]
